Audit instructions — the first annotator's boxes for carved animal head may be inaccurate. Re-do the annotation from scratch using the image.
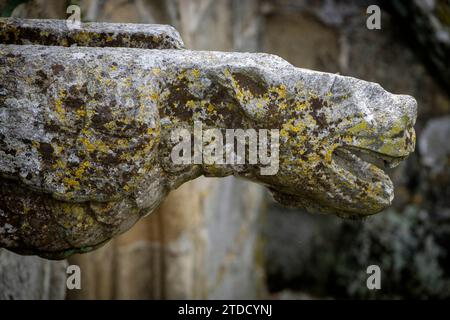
[227,57,417,218]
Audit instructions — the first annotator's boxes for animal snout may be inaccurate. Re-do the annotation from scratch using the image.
[395,94,418,127]
[381,93,417,157]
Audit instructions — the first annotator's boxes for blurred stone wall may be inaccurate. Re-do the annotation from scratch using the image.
[261,0,450,299]
[67,177,265,299]
[0,249,67,299]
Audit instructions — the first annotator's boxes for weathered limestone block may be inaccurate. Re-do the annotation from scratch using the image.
[0,19,417,259]
[0,18,185,49]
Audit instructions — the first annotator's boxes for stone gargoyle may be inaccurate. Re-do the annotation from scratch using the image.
[0,19,417,259]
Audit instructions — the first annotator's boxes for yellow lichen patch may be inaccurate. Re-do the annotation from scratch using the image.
[177,70,187,80]
[386,119,406,136]
[149,90,160,102]
[229,74,257,104]
[79,136,95,153]
[280,119,308,143]
[324,143,339,162]
[256,101,265,109]
[207,103,216,113]
[122,77,132,87]
[52,159,67,170]
[152,68,161,76]
[272,85,287,99]
[280,129,289,139]
[102,121,116,131]
[54,144,64,155]
[73,31,98,44]
[60,38,69,47]
[342,135,354,144]
[295,100,307,111]
[347,121,369,134]
[54,89,67,120]
[147,127,155,135]
[186,100,196,109]
[278,101,288,110]
[75,107,86,118]
[236,89,245,101]
[22,203,31,215]
[63,177,80,189]
[136,104,147,124]
[307,153,321,163]
[79,128,111,153]
[378,140,403,155]
[191,68,200,79]
[58,204,96,229]
[119,152,132,161]
[74,161,91,179]
[115,138,130,148]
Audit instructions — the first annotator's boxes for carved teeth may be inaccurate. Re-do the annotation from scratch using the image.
[339,146,405,170]
[332,145,404,190]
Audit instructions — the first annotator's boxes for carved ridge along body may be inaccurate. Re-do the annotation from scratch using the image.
[0,19,417,259]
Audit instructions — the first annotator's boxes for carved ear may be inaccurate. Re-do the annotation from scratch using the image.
[229,67,268,98]
[225,66,272,122]
[207,65,284,123]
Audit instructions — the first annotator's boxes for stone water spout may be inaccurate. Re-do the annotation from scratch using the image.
[0,19,417,259]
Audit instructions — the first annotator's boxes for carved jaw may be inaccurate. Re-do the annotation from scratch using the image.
[330,147,400,216]
[329,135,415,218]
[268,135,415,218]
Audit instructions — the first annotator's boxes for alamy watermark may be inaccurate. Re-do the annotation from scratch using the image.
[66,5,81,30]
[366,5,381,30]
[366,264,381,290]
[170,121,280,175]
[66,264,81,290]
